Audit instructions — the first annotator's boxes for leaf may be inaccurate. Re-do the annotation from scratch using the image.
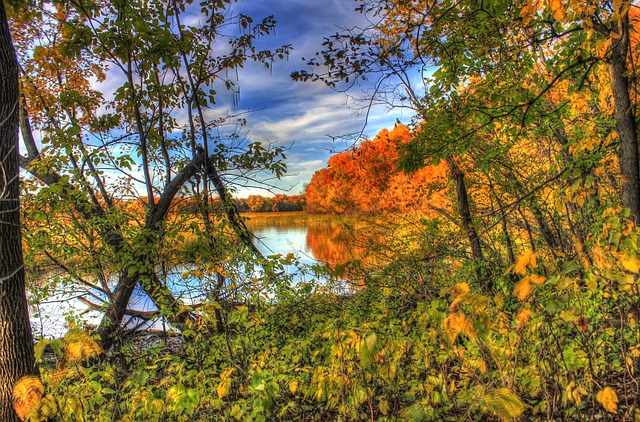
[63,328,102,363]
[379,398,389,415]
[359,333,379,367]
[131,370,149,386]
[443,313,475,343]
[551,0,566,21]
[13,376,44,421]
[217,381,229,399]
[597,387,618,414]
[526,274,546,285]
[452,282,470,297]
[217,368,234,399]
[514,250,536,275]
[484,388,525,421]
[513,278,532,302]
[622,257,640,273]
[34,339,50,364]
[516,309,534,333]
[289,380,298,394]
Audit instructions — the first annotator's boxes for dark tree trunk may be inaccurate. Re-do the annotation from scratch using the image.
[0,3,37,420]
[446,157,484,260]
[609,14,640,223]
[446,156,490,289]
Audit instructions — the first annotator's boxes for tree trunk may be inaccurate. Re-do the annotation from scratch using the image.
[446,156,490,288]
[0,3,37,420]
[609,14,640,223]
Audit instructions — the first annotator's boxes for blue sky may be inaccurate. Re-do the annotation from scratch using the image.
[23,0,412,198]
[223,0,412,196]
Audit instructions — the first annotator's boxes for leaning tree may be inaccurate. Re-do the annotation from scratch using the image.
[13,0,289,350]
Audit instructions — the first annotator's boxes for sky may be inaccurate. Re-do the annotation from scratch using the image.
[216,0,412,197]
[22,0,413,198]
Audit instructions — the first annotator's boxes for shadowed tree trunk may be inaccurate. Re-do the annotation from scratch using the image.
[445,156,491,289]
[608,14,640,223]
[0,3,36,420]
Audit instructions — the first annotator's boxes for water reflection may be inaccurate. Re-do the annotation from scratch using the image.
[31,218,354,338]
[306,223,354,267]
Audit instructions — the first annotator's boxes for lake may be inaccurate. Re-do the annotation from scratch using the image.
[30,214,354,338]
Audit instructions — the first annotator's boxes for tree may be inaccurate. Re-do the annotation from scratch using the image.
[0,2,36,420]
[304,125,447,214]
[294,0,640,287]
[13,0,289,350]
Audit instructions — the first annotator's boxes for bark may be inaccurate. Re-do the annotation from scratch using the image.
[609,15,640,223]
[487,181,515,265]
[445,156,490,288]
[446,157,483,260]
[0,3,36,420]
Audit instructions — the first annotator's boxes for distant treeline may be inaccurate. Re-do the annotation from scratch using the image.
[236,194,306,212]
[115,194,306,215]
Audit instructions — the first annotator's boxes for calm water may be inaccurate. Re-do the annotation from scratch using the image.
[30,220,347,338]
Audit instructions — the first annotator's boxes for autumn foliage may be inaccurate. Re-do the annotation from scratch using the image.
[11,0,640,421]
[304,125,448,214]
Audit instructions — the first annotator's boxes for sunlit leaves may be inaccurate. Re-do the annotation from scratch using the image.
[513,278,532,302]
[481,388,525,422]
[443,313,475,343]
[597,386,619,414]
[217,368,234,399]
[13,376,44,421]
[62,328,102,363]
[305,124,448,214]
[513,250,537,275]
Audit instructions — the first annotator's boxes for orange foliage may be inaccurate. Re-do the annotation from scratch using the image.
[305,125,448,214]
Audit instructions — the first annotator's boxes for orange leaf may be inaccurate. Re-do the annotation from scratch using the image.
[514,250,536,275]
[443,313,475,343]
[526,274,546,285]
[597,387,618,414]
[513,279,532,302]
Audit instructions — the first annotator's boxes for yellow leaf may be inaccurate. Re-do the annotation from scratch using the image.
[63,328,102,363]
[484,388,525,421]
[622,257,640,273]
[526,274,546,285]
[217,368,233,399]
[449,297,462,312]
[513,279,532,302]
[443,313,475,343]
[289,380,298,394]
[514,250,536,275]
[379,398,389,415]
[217,381,229,399]
[516,309,534,333]
[597,386,618,414]
[452,282,470,297]
[551,0,566,21]
[13,376,44,421]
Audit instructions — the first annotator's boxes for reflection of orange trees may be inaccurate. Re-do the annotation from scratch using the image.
[305,215,436,287]
[305,124,448,214]
[306,223,354,267]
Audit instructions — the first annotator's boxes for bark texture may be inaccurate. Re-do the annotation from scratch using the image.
[445,156,491,289]
[446,157,484,261]
[609,15,640,223]
[0,3,36,420]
